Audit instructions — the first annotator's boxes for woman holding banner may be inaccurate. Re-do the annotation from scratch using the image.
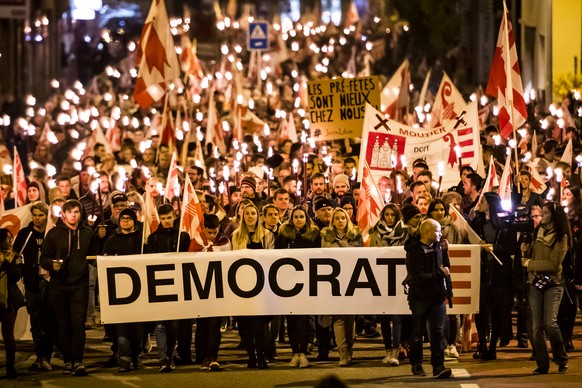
[232,203,275,369]
[275,206,321,368]
[321,208,363,367]
[369,204,409,366]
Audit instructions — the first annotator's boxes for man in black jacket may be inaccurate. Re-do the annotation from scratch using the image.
[41,199,95,376]
[404,219,452,379]
[146,204,190,372]
[13,202,54,371]
[103,208,144,372]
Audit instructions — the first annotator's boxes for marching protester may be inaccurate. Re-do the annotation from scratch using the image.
[321,207,363,367]
[0,228,25,379]
[275,205,321,368]
[521,202,571,374]
[102,208,144,372]
[404,219,452,379]
[145,203,190,372]
[191,214,231,371]
[40,199,96,376]
[232,203,275,369]
[12,202,54,372]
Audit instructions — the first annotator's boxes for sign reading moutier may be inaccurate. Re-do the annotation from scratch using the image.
[97,246,480,324]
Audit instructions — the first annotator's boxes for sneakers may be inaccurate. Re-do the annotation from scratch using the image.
[558,364,568,373]
[143,334,152,354]
[290,353,300,367]
[40,359,53,371]
[30,357,43,371]
[72,362,87,376]
[338,350,350,367]
[201,358,210,370]
[447,345,459,359]
[63,362,73,375]
[411,364,426,376]
[382,349,399,366]
[209,359,220,371]
[159,360,175,373]
[299,353,309,368]
[433,365,452,379]
[532,367,548,375]
[85,317,96,330]
[118,359,131,372]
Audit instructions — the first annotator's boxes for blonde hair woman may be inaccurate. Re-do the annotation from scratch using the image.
[320,207,363,366]
[231,203,275,369]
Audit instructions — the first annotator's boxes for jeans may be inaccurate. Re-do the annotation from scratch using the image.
[380,315,403,349]
[0,309,17,367]
[155,320,179,362]
[528,284,568,370]
[237,316,271,361]
[332,315,355,352]
[25,285,54,360]
[176,319,193,361]
[408,299,446,367]
[50,284,89,363]
[86,263,97,322]
[117,322,144,362]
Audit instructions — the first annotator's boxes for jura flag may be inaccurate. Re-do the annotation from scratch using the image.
[485,0,527,139]
[133,0,180,109]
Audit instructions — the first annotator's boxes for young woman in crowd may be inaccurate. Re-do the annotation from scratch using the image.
[321,208,363,367]
[368,203,409,366]
[521,202,570,374]
[232,203,275,369]
[275,206,321,368]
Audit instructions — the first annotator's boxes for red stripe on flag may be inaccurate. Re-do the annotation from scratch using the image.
[452,281,472,289]
[461,151,474,158]
[449,250,472,258]
[450,265,472,274]
[452,296,471,305]
[457,128,472,136]
[459,140,473,147]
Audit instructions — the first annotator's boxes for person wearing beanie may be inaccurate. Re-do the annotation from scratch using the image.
[339,194,357,223]
[332,174,351,203]
[102,207,144,372]
[27,181,46,204]
[12,201,53,372]
[401,204,423,229]
[240,176,266,210]
[313,196,335,230]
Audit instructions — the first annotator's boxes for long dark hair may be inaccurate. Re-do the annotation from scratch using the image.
[542,201,573,248]
[427,198,449,219]
[379,203,402,227]
[0,228,12,251]
[287,205,314,231]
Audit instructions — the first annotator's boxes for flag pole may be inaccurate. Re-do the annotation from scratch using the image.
[13,146,17,208]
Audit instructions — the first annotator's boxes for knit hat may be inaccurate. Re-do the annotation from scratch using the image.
[119,208,137,223]
[340,194,356,210]
[241,176,257,192]
[314,197,335,212]
[401,204,421,224]
[333,173,351,189]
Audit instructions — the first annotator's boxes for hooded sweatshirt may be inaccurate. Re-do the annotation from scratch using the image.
[40,218,95,289]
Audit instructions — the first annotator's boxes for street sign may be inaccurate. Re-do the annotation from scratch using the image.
[248,21,269,50]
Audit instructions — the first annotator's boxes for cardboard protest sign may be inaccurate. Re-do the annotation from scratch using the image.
[308,76,380,141]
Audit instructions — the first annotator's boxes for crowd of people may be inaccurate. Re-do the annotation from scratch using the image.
[1,1,582,382]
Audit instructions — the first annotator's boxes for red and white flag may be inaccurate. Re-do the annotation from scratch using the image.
[133,0,180,109]
[357,159,385,245]
[180,35,204,79]
[13,147,27,207]
[0,203,33,238]
[429,72,466,128]
[485,0,527,139]
[164,151,180,201]
[482,156,499,193]
[105,119,121,152]
[497,153,513,207]
[179,173,205,247]
[160,106,176,152]
[380,59,410,122]
[206,87,227,154]
[142,179,160,245]
[526,162,547,195]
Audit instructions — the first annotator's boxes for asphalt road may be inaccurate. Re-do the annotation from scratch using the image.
[2,313,582,387]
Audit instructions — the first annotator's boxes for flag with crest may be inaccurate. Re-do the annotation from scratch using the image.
[357,159,385,245]
[179,174,205,247]
[13,147,27,207]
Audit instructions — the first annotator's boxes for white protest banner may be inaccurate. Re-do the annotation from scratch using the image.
[308,76,380,141]
[358,101,481,192]
[97,245,480,324]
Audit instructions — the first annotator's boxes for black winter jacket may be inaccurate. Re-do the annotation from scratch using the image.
[275,223,321,249]
[12,222,45,291]
[145,227,190,253]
